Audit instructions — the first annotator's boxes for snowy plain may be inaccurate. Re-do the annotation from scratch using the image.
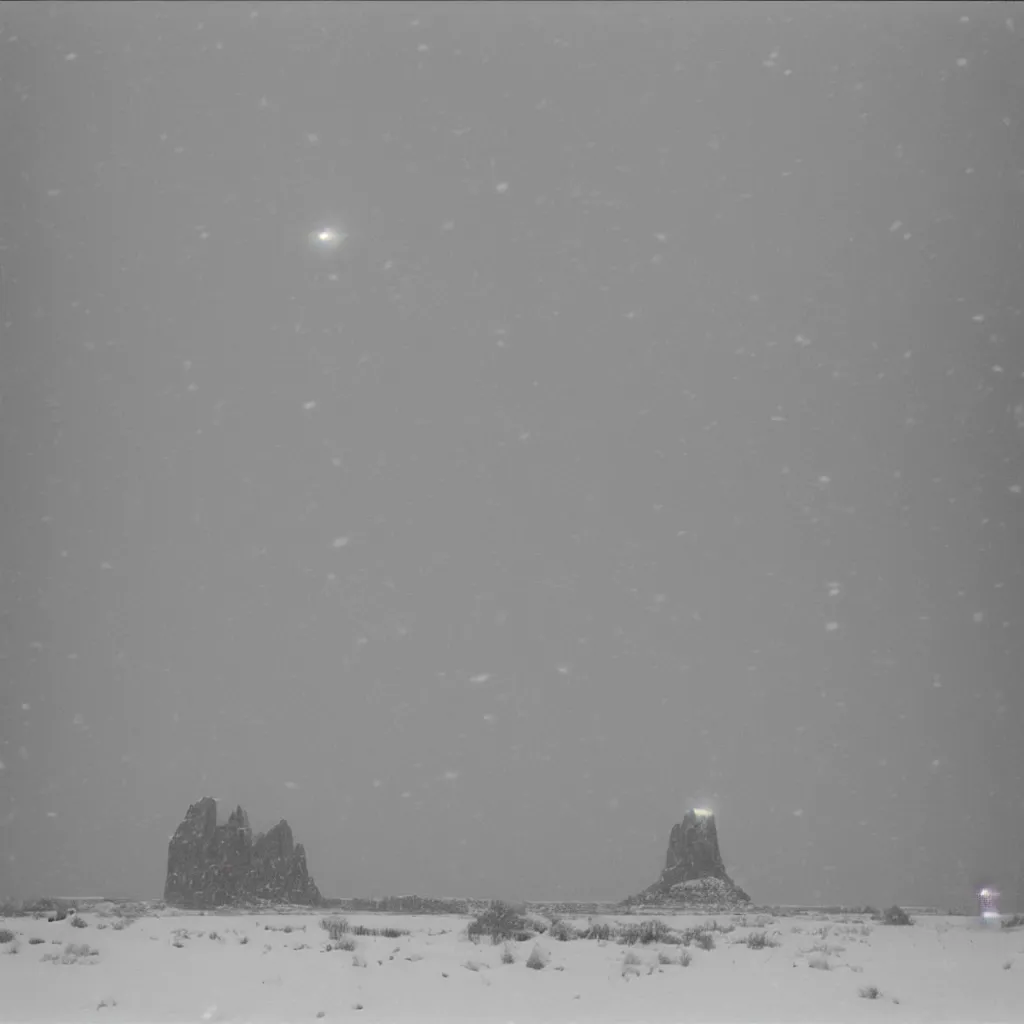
[1,903,1022,1024]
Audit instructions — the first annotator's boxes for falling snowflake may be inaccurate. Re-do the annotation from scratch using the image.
[332,537,349,549]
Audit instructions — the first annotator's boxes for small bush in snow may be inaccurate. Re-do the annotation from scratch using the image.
[859,985,881,999]
[500,943,515,964]
[468,901,533,944]
[65,942,99,958]
[70,916,87,929]
[695,931,715,951]
[525,944,547,970]
[745,931,780,949]
[1001,914,1024,930]
[0,928,15,944]
[882,905,912,926]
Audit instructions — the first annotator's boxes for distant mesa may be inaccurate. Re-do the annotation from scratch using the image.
[626,808,751,909]
[164,797,322,909]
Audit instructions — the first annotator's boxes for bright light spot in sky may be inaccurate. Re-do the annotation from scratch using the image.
[308,226,347,252]
[693,807,713,817]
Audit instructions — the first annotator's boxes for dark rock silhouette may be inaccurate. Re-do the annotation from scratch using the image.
[627,808,751,909]
[164,797,322,908]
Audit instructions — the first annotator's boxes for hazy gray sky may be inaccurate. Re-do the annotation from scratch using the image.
[1,1,1022,911]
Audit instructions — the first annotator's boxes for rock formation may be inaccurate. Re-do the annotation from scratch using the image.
[627,808,751,909]
[164,797,322,908]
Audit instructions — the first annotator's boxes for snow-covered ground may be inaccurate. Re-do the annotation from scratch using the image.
[2,904,1022,1023]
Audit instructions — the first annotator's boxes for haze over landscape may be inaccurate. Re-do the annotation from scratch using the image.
[1,1,1023,914]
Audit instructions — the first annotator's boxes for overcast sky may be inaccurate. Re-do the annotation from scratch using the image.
[1,1,1022,911]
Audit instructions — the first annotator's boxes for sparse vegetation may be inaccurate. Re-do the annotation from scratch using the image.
[319,917,350,942]
[0,928,15,943]
[500,943,516,964]
[1001,914,1024,929]
[808,954,831,970]
[859,985,881,999]
[28,937,44,945]
[807,941,846,956]
[41,941,100,964]
[744,931,780,949]
[350,923,410,938]
[680,949,693,966]
[70,915,87,928]
[549,919,578,942]
[616,919,677,945]
[695,931,716,951]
